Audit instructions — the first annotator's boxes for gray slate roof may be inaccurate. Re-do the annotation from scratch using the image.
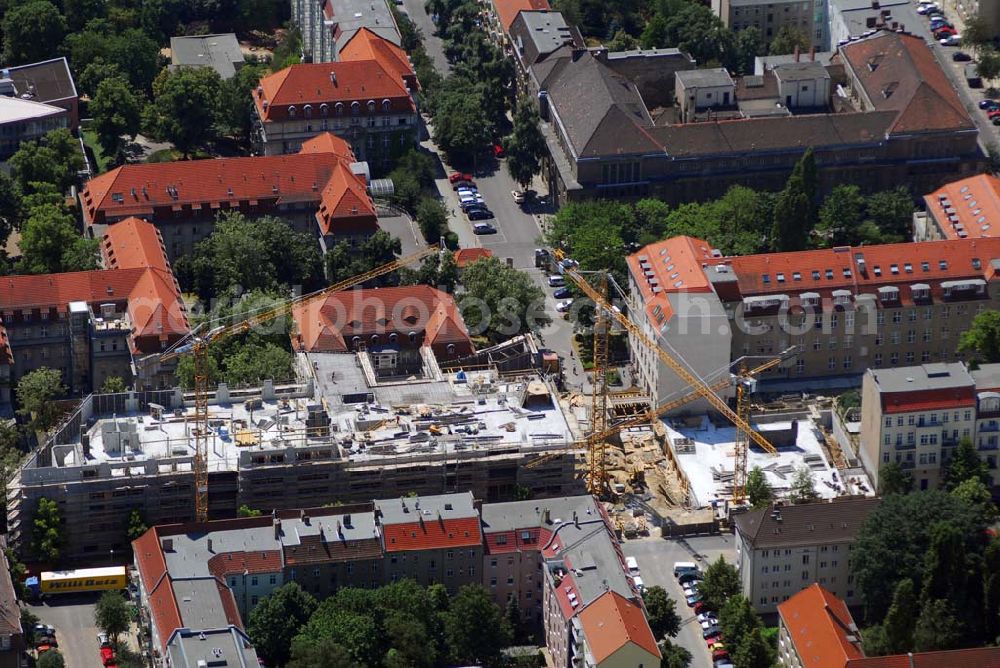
[869,362,974,393]
[170,34,243,79]
[972,363,1000,391]
[735,498,880,549]
[510,11,580,68]
[166,626,259,668]
[375,491,477,525]
[676,68,734,89]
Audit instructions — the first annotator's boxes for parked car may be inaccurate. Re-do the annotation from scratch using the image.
[708,640,726,652]
[473,222,497,234]
[449,172,474,184]
[941,34,962,46]
[547,275,565,287]
[673,562,700,578]
[713,649,732,663]
[934,26,957,37]
[625,556,640,573]
[980,99,999,110]
[697,612,718,623]
[492,143,505,158]
[452,180,476,191]
[555,299,574,312]
[632,575,645,594]
[954,51,973,61]
[553,287,572,299]
[917,2,940,13]
[679,572,703,585]
[930,16,952,26]
[986,108,1000,119]
[511,190,525,204]
[686,593,702,606]
[693,600,710,615]
[101,646,116,667]
[97,632,111,648]
[467,208,494,220]
[703,626,720,639]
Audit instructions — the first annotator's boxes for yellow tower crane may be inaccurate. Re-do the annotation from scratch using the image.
[151,245,440,522]
[551,249,781,502]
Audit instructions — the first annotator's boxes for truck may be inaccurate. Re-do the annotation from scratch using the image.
[25,566,127,598]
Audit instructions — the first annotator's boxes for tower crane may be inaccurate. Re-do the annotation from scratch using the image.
[551,249,781,502]
[148,245,440,522]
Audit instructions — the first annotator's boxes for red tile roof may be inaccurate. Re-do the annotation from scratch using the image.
[493,0,551,32]
[132,528,184,653]
[298,131,355,158]
[207,550,283,579]
[578,590,661,663]
[340,28,418,91]
[81,150,349,224]
[101,217,171,272]
[255,61,415,123]
[778,584,865,668]
[316,161,377,236]
[484,527,552,554]
[291,285,473,357]
[381,516,482,552]
[453,248,494,268]
[848,647,1000,668]
[923,174,1000,240]
[839,31,974,135]
[627,235,718,331]
[881,387,977,414]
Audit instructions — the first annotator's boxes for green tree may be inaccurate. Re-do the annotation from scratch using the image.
[658,639,692,668]
[788,465,819,504]
[732,627,774,668]
[719,595,760,651]
[79,59,124,98]
[237,505,262,517]
[920,524,972,626]
[249,582,319,666]
[91,76,143,164]
[853,490,983,620]
[963,14,995,55]
[977,49,1000,81]
[325,230,402,284]
[109,646,144,668]
[2,1,66,65]
[606,29,638,52]
[865,187,913,241]
[878,462,914,496]
[288,637,358,668]
[444,585,511,666]
[63,0,105,31]
[983,541,1000,640]
[942,437,991,490]
[0,172,22,240]
[415,197,448,244]
[9,128,85,194]
[431,79,494,163]
[504,595,523,643]
[745,467,773,508]
[218,64,265,144]
[295,606,380,665]
[771,150,814,251]
[18,204,98,274]
[951,477,998,525]
[16,367,65,433]
[768,26,810,56]
[816,185,865,247]
[505,99,546,189]
[101,376,128,393]
[174,212,324,301]
[94,591,130,644]
[400,252,459,293]
[913,597,961,652]
[698,556,740,612]
[880,578,917,654]
[144,67,222,157]
[643,586,681,639]
[734,27,764,75]
[126,508,148,542]
[32,496,62,563]
[460,256,550,344]
[959,310,1000,365]
[36,650,66,668]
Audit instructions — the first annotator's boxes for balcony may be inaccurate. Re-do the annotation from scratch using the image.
[977,442,999,452]
[899,460,916,470]
[980,422,1000,433]
[895,442,916,451]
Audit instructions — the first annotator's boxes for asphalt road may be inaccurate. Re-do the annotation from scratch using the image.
[622,535,737,668]
[28,595,101,668]
[397,0,451,74]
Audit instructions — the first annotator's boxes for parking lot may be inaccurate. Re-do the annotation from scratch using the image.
[27,595,101,668]
[622,534,736,667]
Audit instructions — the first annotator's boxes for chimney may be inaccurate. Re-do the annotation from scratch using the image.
[274,518,282,539]
[542,508,551,525]
[330,71,337,85]
[336,520,343,537]
[809,46,816,61]
[871,0,879,8]
[344,513,352,527]
[207,538,213,553]
[594,48,608,63]
[794,45,800,62]
[573,510,579,527]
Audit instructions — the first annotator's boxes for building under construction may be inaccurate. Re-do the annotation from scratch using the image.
[7,339,585,563]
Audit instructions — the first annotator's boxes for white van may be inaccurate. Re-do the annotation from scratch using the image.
[547,275,565,287]
[673,561,699,577]
[633,575,645,593]
[625,556,640,573]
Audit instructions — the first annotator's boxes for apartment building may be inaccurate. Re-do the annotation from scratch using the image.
[80,132,378,259]
[520,29,981,207]
[859,362,1000,492]
[252,56,418,165]
[734,498,879,615]
[713,0,826,47]
[133,493,655,667]
[485,0,551,48]
[291,0,400,63]
[1,57,79,130]
[0,217,187,413]
[915,173,1000,242]
[627,235,1000,410]
[541,501,659,667]
[777,584,1000,668]
[0,541,24,668]
[291,285,475,372]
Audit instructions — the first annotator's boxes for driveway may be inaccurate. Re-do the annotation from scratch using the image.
[622,535,737,667]
[397,0,451,74]
[28,595,101,668]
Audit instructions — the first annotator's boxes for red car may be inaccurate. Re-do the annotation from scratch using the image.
[706,635,722,648]
[934,26,956,37]
[101,647,116,666]
[693,601,710,615]
[492,143,504,158]
[448,172,473,184]
[713,648,730,662]
[988,109,1000,119]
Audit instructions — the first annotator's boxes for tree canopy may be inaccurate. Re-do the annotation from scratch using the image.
[958,310,1000,365]
[90,76,143,164]
[144,67,222,157]
[16,367,66,433]
[249,583,319,666]
[32,496,63,563]
[643,586,681,639]
[505,99,546,189]
[460,256,550,343]
[744,467,773,508]
[2,1,66,65]
[94,591,130,643]
[698,556,740,612]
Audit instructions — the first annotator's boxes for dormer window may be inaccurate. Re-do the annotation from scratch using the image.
[303,104,312,119]
[335,102,344,116]
[382,99,391,112]
[288,105,297,118]
[320,103,329,116]
[367,100,376,114]
[351,101,360,115]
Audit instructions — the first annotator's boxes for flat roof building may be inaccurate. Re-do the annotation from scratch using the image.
[292,0,401,63]
[0,96,68,160]
[1,57,78,130]
[170,34,244,79]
